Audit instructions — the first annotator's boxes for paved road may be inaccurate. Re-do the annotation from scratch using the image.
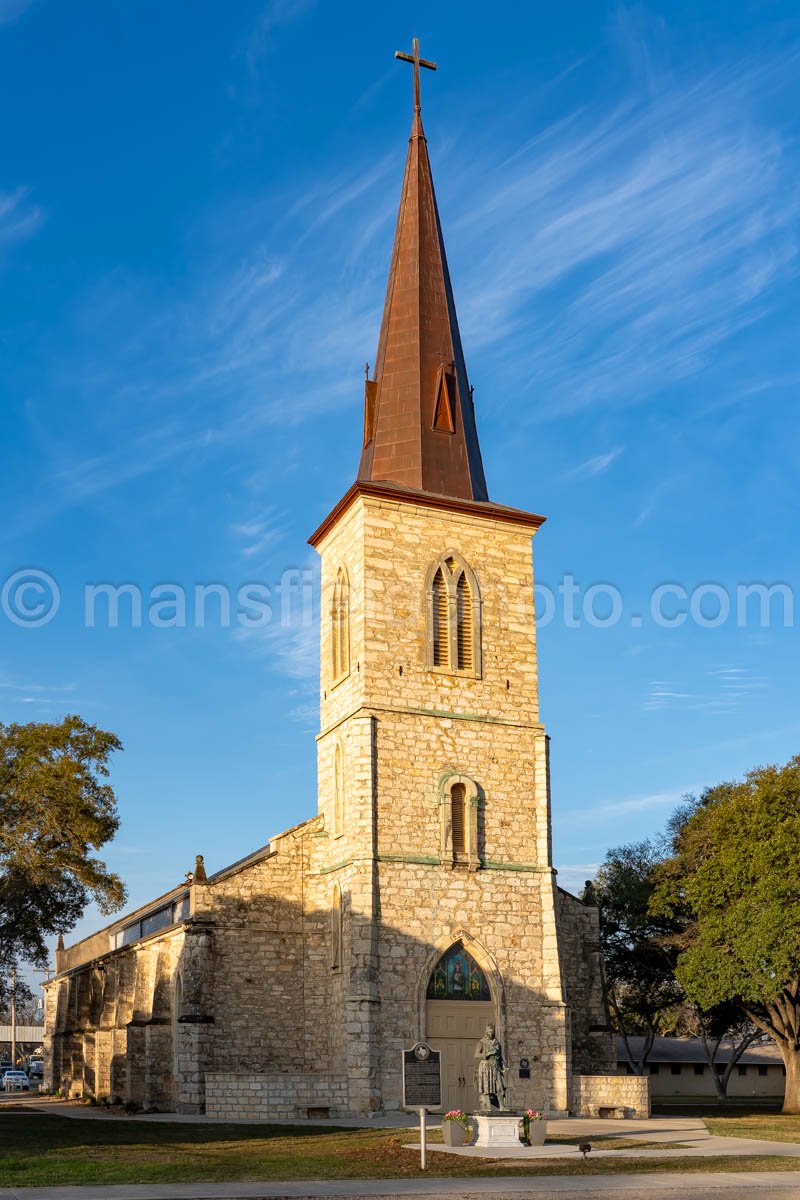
[2,1176,800,1200]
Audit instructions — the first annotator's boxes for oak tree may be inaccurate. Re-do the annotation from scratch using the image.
[0,715,126,969]
[653,756,800,1113]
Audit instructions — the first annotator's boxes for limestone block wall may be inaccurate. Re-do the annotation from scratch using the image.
[44,924,186,1110]
[312,491,573,1116]
[201,817,324,1079]
[556,889,615,1074]
[572,1073,651,1118]
[206,1072,348,1119]
[314,496,545,733]
[373,860,570,1114]
[318,500,366,733]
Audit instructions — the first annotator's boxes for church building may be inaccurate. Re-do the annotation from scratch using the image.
[43,46,648,1121]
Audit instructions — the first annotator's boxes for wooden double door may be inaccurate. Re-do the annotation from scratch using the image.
[425,999,495,1114]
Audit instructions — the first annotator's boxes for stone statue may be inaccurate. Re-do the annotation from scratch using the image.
[474,1022,507,1110]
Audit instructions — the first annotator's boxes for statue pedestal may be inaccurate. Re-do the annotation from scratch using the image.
[471,1112,523,1148]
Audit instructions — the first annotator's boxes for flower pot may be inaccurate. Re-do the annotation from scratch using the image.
[442,1121,467,1147]
[528,1120,547,1146]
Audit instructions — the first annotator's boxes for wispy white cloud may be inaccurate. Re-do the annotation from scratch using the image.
[0,677,78,709]
[230,509,284,560]
[0,187,43,249]
[0,0,35,25]
[19,35,798,533]
[645,666,767,713]
[594,787,692,816]
[234,615,318,682]
[243,0,317,76]
[555,863,601,892]
[231,551,319,714]
[448,48,799,415]
[566,446,623,478]
[560,786,694,841]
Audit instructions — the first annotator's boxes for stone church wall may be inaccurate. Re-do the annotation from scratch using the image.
[44,485,628,1118]
[372,859,571,1114]
[206,1072,348,1120]
[556,888,615,1075]
[44,925,186,1109]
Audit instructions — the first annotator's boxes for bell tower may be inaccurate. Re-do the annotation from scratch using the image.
[308,40,573,1117]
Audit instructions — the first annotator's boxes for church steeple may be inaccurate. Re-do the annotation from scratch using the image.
[358,39,488,502]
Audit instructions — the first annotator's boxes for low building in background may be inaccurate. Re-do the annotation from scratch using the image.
[617,1037,784,1102]
[0,1026,44,1062]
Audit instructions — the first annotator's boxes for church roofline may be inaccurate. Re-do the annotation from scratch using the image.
[308,479,546,548]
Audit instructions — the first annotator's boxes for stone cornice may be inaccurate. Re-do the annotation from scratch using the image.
[316,701,545,742]
[308,480,546,548]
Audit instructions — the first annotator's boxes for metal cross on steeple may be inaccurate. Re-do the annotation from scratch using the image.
[394,37,437,113]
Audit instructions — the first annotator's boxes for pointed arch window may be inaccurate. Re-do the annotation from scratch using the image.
[331,566,350,683]
[440,773,482,868]
[426,941,491,1001]
[333,741,345,837]
[331,883,342,971]
[456,572,474,671]
[426,554,482,677]
[450,782,467,860]
[432,567,449,667]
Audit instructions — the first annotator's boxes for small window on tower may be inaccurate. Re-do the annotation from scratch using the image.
[456,572,474,671]
[331,567,350,684]
[451,782,467,859]
[432,367,455,433]
[426,553,482,677]
[432,568,449,667]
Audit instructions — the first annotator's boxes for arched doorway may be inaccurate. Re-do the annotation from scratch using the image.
[424,942,495,1112]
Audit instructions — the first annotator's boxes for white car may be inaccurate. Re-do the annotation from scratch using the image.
[2,1070,30,1091]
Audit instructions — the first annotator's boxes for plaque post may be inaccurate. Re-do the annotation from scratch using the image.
[402,1040,441,1170]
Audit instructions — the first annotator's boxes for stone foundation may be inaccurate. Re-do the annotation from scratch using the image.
[572,1073,650,1118]
[205,1072,349,1119]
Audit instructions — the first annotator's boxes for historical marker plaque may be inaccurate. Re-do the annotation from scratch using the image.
[402,1041,442,1109]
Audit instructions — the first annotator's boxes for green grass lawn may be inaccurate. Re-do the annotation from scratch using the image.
[705,1113,800,1144]
[2,1111,800,1188]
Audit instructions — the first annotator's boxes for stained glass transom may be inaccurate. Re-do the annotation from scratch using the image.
[426,942,491,1001]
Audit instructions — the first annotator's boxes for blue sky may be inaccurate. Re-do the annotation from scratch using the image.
[1,0,799,948]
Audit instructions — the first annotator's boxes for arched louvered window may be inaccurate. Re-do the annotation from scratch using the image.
[451,782,467,860]
[331,884,342,970]
[427,554,481,676]
[456,572,474,672]
[432,567,449,667]
[331,567,350,682]
[334,741,345,836]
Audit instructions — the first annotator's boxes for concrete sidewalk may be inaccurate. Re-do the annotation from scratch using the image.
[409,1114,800,1160]
[2,1173,800,1200]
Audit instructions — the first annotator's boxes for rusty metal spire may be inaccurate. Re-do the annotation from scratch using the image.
[358,40,488,502]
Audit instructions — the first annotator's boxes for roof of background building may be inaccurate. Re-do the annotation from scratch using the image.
[615,1036,783,1065]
